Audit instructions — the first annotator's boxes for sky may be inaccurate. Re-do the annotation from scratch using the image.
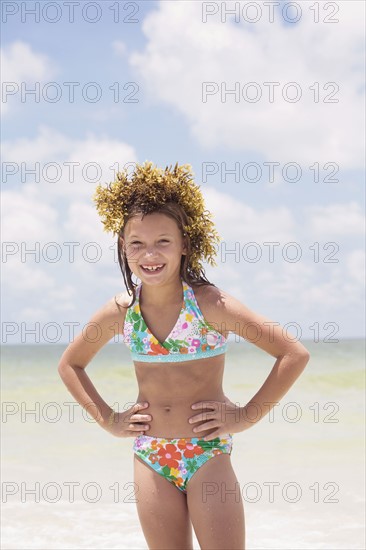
[1,0,365,344]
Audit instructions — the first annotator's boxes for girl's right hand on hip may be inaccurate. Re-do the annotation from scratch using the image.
[107,402,152,437]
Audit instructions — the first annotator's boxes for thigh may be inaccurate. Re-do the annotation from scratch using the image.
[186,454,245,550]
[134,454,193,550]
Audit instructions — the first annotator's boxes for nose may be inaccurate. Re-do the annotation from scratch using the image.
[144,244,158,257]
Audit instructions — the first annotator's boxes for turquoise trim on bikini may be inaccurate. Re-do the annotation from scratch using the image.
[130,344,227,363]
[123,278,227,362]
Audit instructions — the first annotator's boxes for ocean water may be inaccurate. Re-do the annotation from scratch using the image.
[1,339,365,550]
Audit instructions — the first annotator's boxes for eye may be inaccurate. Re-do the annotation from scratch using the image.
[128,239,169,247]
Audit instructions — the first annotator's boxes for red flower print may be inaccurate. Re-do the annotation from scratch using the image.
[178,440,204,459]
[148,343,169,355]
[149,454,159,464]
[158,444,182,469]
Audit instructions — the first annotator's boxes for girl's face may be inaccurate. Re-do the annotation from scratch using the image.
[122,212,187,283]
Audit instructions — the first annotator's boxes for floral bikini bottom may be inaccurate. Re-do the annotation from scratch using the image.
[133,433,233,493]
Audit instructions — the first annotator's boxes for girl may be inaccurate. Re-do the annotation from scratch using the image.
[58,162,310,550]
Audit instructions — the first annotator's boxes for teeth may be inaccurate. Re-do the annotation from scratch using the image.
[142,264,163,271]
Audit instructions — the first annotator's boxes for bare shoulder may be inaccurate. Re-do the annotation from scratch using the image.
[82,291,132,337]
[104,289,134,328]
[190,282,232,337]
[58,291,133,370]
[193,281,273,325]
[114,289,134,309]
[192,282,227,309]
[192,281,251,321]
[193,282,310,358]
[193,280,277,332]
[192,281,245,307]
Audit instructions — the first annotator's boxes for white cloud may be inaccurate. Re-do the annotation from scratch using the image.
[306,201,365,237]
[246,260,361,312]
[47,285,77,312]
[2,126,71,164]
[112,40,127,56]
[1,128,138,314]
[63,202,108,241]
[1,41,56,82]
[2,260,54,292]
[204,186,296,242]
[346,249,365,286]
[18,307,50,323]
[2,126,138,198]
[128,1,365,168]
[62,201,118,279]
[2,185,59,242]
[1,41,58,114]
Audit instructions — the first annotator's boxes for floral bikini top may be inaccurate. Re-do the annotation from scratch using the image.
[123,278,228,362]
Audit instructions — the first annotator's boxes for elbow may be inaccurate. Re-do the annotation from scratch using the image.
[284,343,310,371]
[58,361,70,380]
[294,341,311,361]
[58,361,85,379]
[300,344,311,362]
[57,362,65,378]
[295,348,310,371]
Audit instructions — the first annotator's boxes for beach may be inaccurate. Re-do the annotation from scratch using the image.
[1,338,365,549]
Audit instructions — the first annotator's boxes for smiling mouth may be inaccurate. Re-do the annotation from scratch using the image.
[140,264,165,273]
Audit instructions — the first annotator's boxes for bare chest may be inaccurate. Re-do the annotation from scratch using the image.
[140,301,183,344]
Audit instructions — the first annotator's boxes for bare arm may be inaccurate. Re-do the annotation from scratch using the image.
[190,286,310,437]
[58,294,127,429]
[240,349,309,427]
[224,289,310,424]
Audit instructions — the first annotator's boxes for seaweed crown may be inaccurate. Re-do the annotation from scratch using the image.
[92,161,220,275]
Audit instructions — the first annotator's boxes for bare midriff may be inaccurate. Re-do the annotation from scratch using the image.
[134,353,226,438]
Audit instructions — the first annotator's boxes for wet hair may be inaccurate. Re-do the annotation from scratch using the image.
[93,161,221,307]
